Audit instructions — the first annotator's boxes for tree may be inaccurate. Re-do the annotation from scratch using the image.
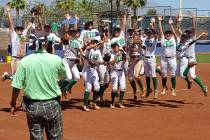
[56,0,76,12]
[146,9,157,16]
[8,0,27,17]
[123,0,147,18]
[0,7,4,27]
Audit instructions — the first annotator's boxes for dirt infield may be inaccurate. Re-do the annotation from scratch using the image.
[0,63,210,140]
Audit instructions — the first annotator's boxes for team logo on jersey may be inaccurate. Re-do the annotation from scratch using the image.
[117,54,123,62]
[70,41,79,49]
[115,38,125,46]
[164,40,174,47]
[145,40,153,47]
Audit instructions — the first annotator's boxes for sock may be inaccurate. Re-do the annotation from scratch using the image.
[152,77,158,90]
[185,76,191,86]
[193,76,206,90]
[146,77,151,90]
[84,91,90,106]
[137,79,144,91]
[129,80,137,95]
[183,66,190,77]
[93,90,99,103]
[119,91,125,104]
[65,79,77,91]
[156,67,161,75]
[171,77,176,89]
[162,77,167,89]
[111,91,117,104]
[59,80,69,89]
[99,84,107,97]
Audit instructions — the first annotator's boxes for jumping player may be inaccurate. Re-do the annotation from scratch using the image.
[142,17,159,99]
[178,13,208,96]
[82,40,102,111]
[127,28,144,101]
[2,5,35,81]
[110,43,127,108]
[159,17,177,96]
[97,33,112,102]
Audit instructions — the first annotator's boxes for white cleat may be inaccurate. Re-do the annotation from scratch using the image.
[83,106,90,112]
[171,88,176,96]
[161,88,166,95]
[110,104,115,109]
[154,90,158,100]
[1,72,8,81]
[118,103,125,108]
[93,103,100,110]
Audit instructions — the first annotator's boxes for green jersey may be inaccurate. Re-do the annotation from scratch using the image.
[12,49,66,100]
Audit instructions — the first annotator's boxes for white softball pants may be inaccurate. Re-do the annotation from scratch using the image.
[161,56,177,78]
[82,66,100,92]
[111,69,126,92]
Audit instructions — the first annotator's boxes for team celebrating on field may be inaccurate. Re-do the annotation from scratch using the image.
[2,5,208,113]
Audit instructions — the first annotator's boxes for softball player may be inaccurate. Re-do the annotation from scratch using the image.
[97,33,112,102]
[127,29,144,101]
[142,27,159,99]
[159,17,177,96]
[61,30,84,94]
[82,40,103,111]
[176,14,208,96]
[110,43,126,108]
[80,21,101,44]
[2,6,34,81]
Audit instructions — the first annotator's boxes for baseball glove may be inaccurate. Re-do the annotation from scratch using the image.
[103,53,111,62]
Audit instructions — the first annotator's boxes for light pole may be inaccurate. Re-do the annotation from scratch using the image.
[110,0,113,34]
[179,0,183,16]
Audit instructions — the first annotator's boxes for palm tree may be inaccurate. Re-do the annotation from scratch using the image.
[8,0,27,18]
[56,0,76,12]
[123,0,146,18]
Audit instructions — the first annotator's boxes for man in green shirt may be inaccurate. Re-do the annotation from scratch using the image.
[10,42,66,139]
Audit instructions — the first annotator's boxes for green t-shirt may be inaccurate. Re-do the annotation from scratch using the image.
[12,49,66,100]
[51,22,59,32]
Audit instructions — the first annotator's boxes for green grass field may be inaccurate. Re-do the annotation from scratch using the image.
[156,53,210,63]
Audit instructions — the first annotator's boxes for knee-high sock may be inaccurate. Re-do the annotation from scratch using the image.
[193,76,206,90]
[171,77,176,89]
[156,67,161,75]
[111,91,117,104]
[84,91,90,106]
[185,76,191,86]
[162,77,167,89]
[119,91,125,104]
[99,83,109,97]
[129,80,137,95]
[66,79,77,91]
[146,77,151,90]
[59,80,69,89]
[152,77,158,90]
[183,66,190,77]
[137,79,144,91]
[93,90,99,103]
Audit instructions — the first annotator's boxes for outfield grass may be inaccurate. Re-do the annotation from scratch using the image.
[156,53,210,63]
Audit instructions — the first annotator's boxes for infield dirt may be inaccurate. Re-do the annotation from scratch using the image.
[0,63,210,140]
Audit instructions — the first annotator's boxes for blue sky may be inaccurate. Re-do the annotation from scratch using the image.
[149,0,209,10]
